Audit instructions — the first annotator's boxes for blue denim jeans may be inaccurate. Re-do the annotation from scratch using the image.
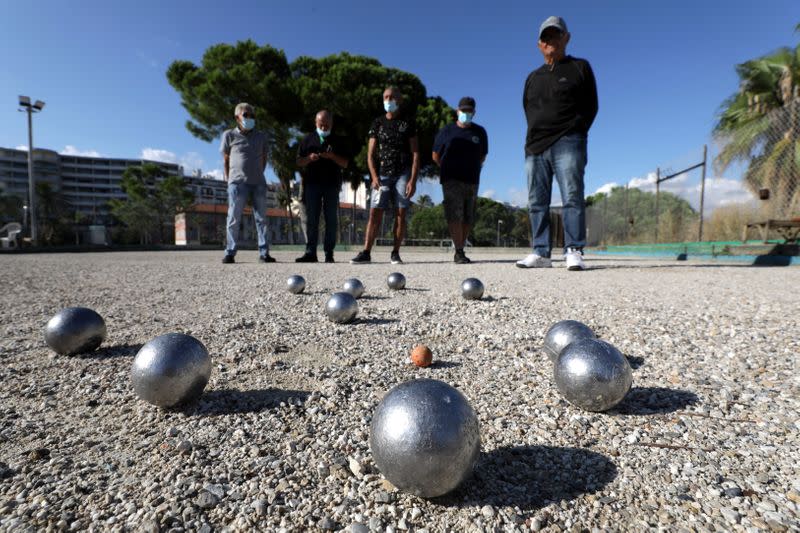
[526,133,587,257]
[304,182,339,255]
[370,171,411,210]
[225,182,269,257]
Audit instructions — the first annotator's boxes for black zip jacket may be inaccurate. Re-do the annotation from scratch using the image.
[523,55,598,155]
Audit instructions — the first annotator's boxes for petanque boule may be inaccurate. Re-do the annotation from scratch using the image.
[554,338,632,412]
[44,307,107,356]
[325,292,358,324]
[131,333,212,408]
[387,272,406,290]
[369,378,480,498]
[460,278,484,300]
[543,320,596,362]
[342,278,365,299]
[286,275,306,294]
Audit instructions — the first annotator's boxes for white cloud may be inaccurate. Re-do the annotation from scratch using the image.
[621,170,755,213]
[594,182,619,195]
[205,169,225,181]
[480,188,496,199]
[140,148,206,176]
[141,148,178,164]
[60,145,102,157]
[15,145,28,151]
[505,187,529,208]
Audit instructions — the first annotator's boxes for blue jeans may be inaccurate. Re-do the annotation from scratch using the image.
[526,133,587,257]
[304,182,339,255]
[225,182,269,257]
[370,171,411,210]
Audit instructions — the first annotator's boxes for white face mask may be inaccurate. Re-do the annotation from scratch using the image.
[458,111,474,124]
[241,117,255,130]
[384,100,398,113]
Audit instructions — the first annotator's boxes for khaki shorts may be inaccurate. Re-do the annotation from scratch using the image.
[442,180,479,224]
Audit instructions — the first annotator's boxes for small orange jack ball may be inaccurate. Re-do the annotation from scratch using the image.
[410,345,433,367]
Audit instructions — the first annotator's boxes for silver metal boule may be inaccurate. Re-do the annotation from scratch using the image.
[343,278,365,299]
[287,275,306,294]
[460,278,484,300]
[543,320,596,362]
[554,338,632,412]
[387,272,406,290]
[131,333,212,408]
[369,378,480,498]
[44,307,107,356]
[325,292,358,324]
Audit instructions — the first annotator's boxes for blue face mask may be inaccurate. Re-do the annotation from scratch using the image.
[241,117,255,130]
[384,100,398,113]
[458,111,474,125]
[316,128,330,138]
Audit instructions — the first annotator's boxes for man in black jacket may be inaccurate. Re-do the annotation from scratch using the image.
[517,16,598,271]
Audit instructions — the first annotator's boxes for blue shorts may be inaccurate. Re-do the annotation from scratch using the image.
[370,171,411,210]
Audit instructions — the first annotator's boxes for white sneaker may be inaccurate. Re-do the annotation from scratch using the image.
[564,248,585,271]
[516,253,552,268]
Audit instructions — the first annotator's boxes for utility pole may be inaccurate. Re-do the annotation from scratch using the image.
[18,96,46,246]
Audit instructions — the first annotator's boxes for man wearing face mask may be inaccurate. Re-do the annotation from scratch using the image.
[220,102,274,264]
[350,86,420,264]
[432,97,488,264]
[517,16,598,271]
[295,110,350,263]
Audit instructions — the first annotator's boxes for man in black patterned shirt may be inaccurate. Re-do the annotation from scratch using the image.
[350,86,420,264]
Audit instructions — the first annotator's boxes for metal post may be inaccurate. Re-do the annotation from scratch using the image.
[654,167,660,243]
[26,107,37,245]
[698,144,707,242]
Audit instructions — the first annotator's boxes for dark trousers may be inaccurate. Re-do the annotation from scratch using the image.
[304,182,339,255]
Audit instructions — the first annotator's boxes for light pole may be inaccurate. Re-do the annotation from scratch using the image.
[496,219,504,247]
[18,95,46,245]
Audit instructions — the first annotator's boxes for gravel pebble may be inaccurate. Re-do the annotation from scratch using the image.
[0,250,798,532]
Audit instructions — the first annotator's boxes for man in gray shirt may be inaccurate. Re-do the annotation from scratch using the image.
[220,102,274,263]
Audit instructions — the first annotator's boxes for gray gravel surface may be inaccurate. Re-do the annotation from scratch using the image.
[0,249,798,532]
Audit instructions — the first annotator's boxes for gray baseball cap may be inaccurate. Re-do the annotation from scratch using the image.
[539,16,567,39]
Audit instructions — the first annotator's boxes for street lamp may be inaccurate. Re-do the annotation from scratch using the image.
[496,219,504,247]
[18,95,46,245]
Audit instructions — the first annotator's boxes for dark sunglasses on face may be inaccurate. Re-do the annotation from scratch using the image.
[242,112,254,118]
[540,30,563,42]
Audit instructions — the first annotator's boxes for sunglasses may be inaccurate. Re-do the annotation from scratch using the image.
[242,112,254,118]
[540,30,563,42]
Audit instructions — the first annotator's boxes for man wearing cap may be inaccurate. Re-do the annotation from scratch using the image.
[517,16,598,271]
[432,97,489,264]
[295,110,349,263]
[220,102,274,264]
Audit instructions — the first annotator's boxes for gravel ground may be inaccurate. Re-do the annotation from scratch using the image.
[0,248,798,533]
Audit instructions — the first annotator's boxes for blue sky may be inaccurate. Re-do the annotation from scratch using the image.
[1,0,798,210]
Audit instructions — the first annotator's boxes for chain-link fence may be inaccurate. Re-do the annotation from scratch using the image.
[587,100,800,246]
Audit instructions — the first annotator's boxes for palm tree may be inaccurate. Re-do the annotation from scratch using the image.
[713,33,800,217]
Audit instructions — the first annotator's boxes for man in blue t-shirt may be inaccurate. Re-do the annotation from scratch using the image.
[433,97,489,264]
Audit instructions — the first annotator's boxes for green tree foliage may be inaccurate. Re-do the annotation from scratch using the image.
[0,188,24,224]
[586,186,698,244]
[713,30,800,215]
[166,44,454,197]
[408,204,448,241]
[109,163,194,244]
[34,182,74,245]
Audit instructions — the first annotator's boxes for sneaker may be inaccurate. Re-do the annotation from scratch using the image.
[295,253,318,263]
[515,253,552,268]
[259,254,276,263]
[390,250,403,264]
[350,250,371,264]
[564,248,585,271]
[324,254,335,263]
[222,255,235,264]
[454,249,471,264]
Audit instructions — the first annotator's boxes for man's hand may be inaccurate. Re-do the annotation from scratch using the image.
[371,176,380,190]
[309,153,320,162]
[405,181,416,199]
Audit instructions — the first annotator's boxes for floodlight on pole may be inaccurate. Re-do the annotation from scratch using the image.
[18,94,45,246]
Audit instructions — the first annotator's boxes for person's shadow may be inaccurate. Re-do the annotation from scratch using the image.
[192,388,310,416]
[434,445,617,510]
[613,387,699,415]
